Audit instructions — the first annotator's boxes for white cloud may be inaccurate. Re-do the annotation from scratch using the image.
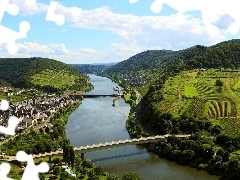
[10,0,48,15]
[72,7,225,50]
[0,42,107,64]
[10,0,82,22]
[0,41,147,64]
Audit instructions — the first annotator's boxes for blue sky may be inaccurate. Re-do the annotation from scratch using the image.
[1,0,240,64]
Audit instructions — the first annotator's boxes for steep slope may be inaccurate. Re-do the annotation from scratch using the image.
[103,39,240,82]
[0,57,92,93]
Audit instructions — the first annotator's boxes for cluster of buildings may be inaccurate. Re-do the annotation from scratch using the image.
[0,94,76,140]
[0,87,36,96]
[122,75,147,85]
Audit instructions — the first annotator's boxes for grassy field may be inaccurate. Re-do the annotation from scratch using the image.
[124,94,131,102]
[184,86,199,98]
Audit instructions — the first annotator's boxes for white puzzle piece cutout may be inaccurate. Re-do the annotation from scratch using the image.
[132,0,240,36]
[0,100,19,135]
[0,100,9,111]
[46,0,65,26]
[16,151,49,180]
[0,21,30,54]
[0,0,19,23]
[0,0,34,54]
[0,116,19,136]
[0,163,13,180]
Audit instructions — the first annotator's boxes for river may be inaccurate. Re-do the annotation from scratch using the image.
[65,74,219,180]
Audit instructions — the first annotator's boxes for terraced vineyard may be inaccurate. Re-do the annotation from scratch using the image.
[183,99,207,118]
[31,69,75,89]
[194,85,219,100]
[207,101,236,118]
[161,69,240,121]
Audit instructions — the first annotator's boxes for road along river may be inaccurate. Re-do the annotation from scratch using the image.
[65,74,219,180]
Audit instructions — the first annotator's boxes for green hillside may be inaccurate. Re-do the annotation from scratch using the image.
[102,39,240,92]
[155,69,240,136]
[104,39,240,179]
[0,57,92,93]
[71,64,113,74]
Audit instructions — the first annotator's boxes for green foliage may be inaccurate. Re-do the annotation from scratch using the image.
[102,39,240,98]
[184,86,199,98]
[101,39,240,179]
[215,79,224,86]
[0,57,92,92]
[122,172,141,180]
[1,101,81,155]
[71,64,114,74]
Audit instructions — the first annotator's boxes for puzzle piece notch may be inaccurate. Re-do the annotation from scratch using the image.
[149,0,240,36]
[0,116,19,136]
[0,100,9,111]
[0,0,19,23]
[16,151,49,180]
[0,21,30,54]
[150,0,204,25]
[0,163,13,180]
[46,0,65,26]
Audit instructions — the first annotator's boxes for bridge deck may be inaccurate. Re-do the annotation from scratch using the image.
[3,135,190,161]
[74,134,190,153]
[83,94,118,98]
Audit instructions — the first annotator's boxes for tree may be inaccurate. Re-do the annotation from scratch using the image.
[52,157,61,165]
[39,173,46,180]
[122,172,141,180]
[107,173,119,180]
[69,146,75,168]
[215,79,223,86]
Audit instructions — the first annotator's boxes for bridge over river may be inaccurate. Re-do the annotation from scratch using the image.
[82,94,120,98]
[4,134,190,162]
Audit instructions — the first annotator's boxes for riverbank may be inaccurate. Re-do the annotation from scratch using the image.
[124,87,147,138]
[1,98,123,179]
[64,74,220,180]
[124,88,224,179]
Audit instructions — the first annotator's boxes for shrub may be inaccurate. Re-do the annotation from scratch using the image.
[215,79,223,86]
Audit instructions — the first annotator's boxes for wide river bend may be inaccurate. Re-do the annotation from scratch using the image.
[66,74,219,180]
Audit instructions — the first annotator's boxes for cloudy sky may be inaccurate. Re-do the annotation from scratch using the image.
[1,0,240,64]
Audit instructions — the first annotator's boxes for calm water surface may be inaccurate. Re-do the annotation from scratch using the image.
[66,74,220,180]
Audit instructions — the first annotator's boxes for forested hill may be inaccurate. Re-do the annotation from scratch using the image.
[71,64,114,74]
[0,57,92,93]
[102,39,240,80]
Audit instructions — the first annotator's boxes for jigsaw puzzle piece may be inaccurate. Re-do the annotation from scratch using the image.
[0,163,14,180]
[222,0,240,35]
[16,151,49,180]
[0,99,9,111]
[151,0,202,24]
[0,116,19,135]
[46,0,65,26]
[0,21,30,54]
[0,0,19,23]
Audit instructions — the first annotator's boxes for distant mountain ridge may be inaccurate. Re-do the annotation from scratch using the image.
[71,63,115,74]
[102,39,240,82]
